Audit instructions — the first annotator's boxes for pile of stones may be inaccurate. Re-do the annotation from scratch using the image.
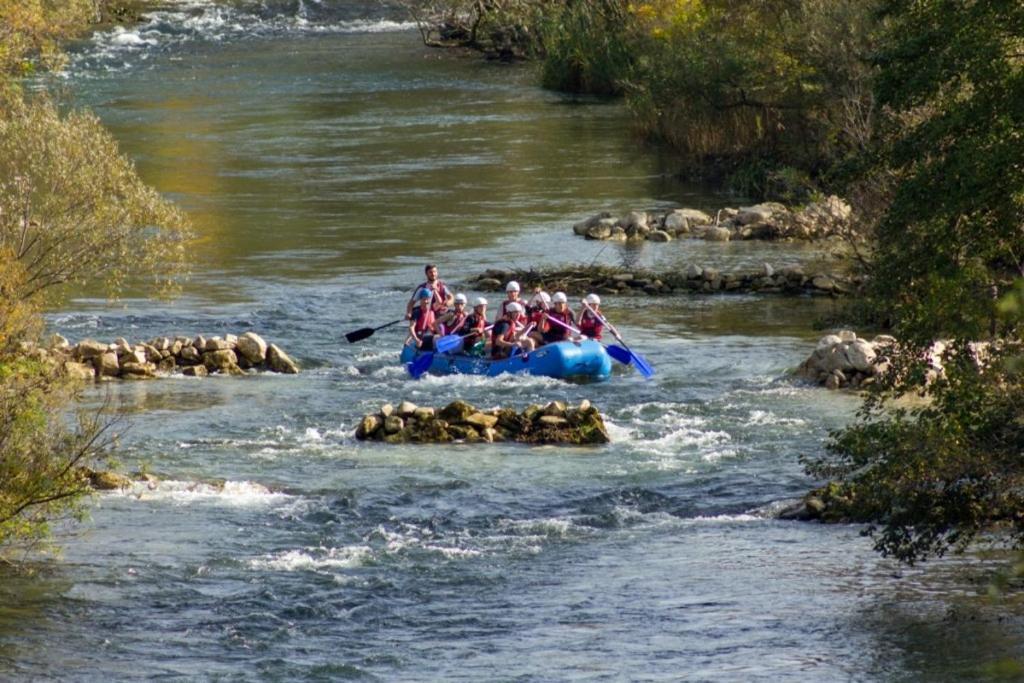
[795,331,894,390]
[469,264,858,297]
[355,399,610,445]
[571,196,853,243]
[23,331,299,381]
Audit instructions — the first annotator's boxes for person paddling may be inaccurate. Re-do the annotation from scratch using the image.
[458,297,490,355]
[541,291,576,344]
[577,293,605,341]
[497,280,525,323]
[406,263,453,319]
[437,293,468,335]
[491,302,534,358]
[406,289,438,350]
[526,290,551,347]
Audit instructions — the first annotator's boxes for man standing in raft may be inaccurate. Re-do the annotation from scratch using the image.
[578,293,605,341]
[406,264,453,319]
[406,289,437,350]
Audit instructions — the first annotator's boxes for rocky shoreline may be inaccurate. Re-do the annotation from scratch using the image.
[355,400,610,445]
[468,264,860,297]
[572,196,852,243]
[23,332,299,381]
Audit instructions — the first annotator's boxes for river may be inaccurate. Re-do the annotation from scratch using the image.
[2,1,1022,680]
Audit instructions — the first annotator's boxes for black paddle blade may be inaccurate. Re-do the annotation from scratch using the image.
[345,327,375,343]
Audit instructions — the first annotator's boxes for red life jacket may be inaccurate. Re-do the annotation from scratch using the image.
[578,310,604,340]
[440,310,467,336]
[544,308,575,342]
[528,307,546,327]
[412,307,435,335]
[499,299,526,325]
[415,279,451,313]
[462,313,487,342]
[490,320,519,357]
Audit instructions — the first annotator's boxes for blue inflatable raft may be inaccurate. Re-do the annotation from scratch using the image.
[399,339,613,381]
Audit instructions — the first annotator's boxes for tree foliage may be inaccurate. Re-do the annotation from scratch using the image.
[0,97,190,303]
[810,0,1024,564]
[0,1,189,558]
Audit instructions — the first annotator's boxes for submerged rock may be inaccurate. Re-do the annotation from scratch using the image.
[355,400,611,446]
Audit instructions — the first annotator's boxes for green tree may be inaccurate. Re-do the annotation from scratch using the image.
[0,1,191,558]
[808,0,1024,564]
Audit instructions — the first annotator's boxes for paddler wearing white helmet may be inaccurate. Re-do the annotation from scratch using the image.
[437,292,469,336]
[491,300,535,358]
[526,290,551,346]
[578,292,605,341]
[541,290,576,344]
[460,296,490,355]
[498,280,523,323]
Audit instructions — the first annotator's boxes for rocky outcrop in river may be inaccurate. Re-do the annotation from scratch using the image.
[572,196,853,243]
[355,399,610,445]
[469,264,859,297]
[795,331,894,389]
[22,331,300,381]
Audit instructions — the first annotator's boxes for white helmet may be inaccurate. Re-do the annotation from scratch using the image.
[474,297,488,307]
[584,293,601,305]
[530,292,551,307]
[505,280,520,292]
[454,293,467,305]
[506,302,523,314]
[552,291,567,304]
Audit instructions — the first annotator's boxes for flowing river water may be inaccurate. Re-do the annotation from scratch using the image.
[3,1,1023,680]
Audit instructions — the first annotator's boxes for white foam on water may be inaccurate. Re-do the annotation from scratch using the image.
[108,479,291,507]
[746,409,807,427]
[249,545,372,572]
[69,0,417,76]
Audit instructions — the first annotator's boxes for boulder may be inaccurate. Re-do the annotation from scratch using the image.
[142,344,162,363]
[236,332,268,364]
[380,403,395,418]
[356,414,383,439]
[384,415,404,434]
[413,406,436,421]
[63,361,95,382]
[572,211,615,235]
[182,365,208,377]
[49,334,70,351]
[607,227,627,242]
[267,344,299,374]
[538,415,569,428]
[585,223,612,240]
[464,412,498,430]
[816,334,842,351]
[664,213,690,234]
[205,337,232,352]
[684,264,703,280]
[397,401,418,418]
[620,211,648,232]
[674,208,712,225]
[439,400,477,423]
[543,400,567,418]
[845,340,876,373]
[86,469,131,491]
[736,204,776,225]
[94,351,120,378]
[179,346,201,364]
[647,230,672,242]
[120,362,157,379]
[203,349,238,373]
[812,274,836,292]
[704,226,732,241]
[75,339,109,360]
